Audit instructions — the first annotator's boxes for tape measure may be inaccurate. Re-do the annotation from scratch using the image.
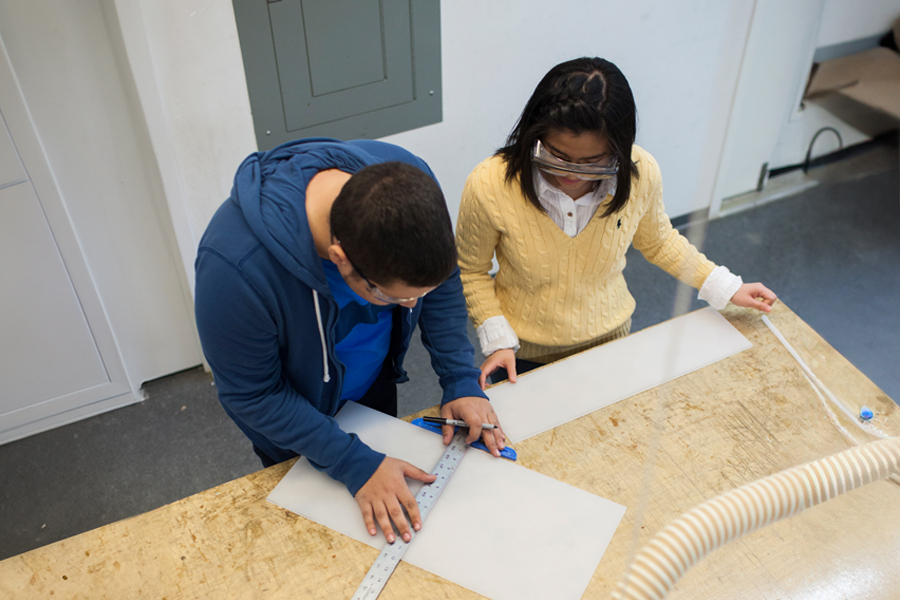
[351,428,470,600]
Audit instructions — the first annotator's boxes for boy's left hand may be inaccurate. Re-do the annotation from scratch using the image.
[441,397,506,458]
[730,282,777,312]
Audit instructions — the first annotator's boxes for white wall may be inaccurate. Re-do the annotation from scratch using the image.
[116,0,257,291]
[126,0,755,290]
[119,0,900,255]
[383,1,753,226]
[818,0,900,46]
[0,0,203,392]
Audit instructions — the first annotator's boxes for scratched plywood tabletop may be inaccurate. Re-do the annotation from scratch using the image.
[1,302,898,600]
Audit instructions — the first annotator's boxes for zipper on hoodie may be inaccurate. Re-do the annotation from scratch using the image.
[312,290,331,382]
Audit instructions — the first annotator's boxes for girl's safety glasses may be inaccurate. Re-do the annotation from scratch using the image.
[531,140,618,181]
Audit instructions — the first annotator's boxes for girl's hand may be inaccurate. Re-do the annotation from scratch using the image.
[479,348,517,390]
[730,283,777,312]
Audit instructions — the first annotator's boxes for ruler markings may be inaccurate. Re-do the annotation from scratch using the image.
[351,430,469,599]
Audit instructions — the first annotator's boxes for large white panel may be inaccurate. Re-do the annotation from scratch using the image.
[0,182,107,413]
[488,307,752,442]
[268,403,626,600]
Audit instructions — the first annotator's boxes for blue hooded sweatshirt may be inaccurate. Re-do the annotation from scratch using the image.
[194,138,486,495]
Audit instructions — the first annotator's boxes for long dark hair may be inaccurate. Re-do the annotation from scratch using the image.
[497,57,637,217]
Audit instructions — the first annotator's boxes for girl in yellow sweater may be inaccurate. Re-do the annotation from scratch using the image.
[456,57,776,389]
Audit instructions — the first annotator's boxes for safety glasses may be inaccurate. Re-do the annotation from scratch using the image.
[531,140,618,181]
[346,254,430,304]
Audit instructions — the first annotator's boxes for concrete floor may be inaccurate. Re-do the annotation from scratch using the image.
[1,135,897,561]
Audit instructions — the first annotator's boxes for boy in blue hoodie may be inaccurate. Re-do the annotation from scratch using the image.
[195,138,504,544]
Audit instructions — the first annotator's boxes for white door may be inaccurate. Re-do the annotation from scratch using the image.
[0,49,132,444]
[709,0,827,217]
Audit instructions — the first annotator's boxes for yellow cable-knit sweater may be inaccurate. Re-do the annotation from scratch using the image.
[456,145,716,362]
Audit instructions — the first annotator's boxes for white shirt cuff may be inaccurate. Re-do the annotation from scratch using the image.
[698,265,743,310]
[476,315,520,357]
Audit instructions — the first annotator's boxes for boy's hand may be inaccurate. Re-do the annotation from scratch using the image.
[730,283,777,312]
[441,396,506,457]
[355,457,436,544]
[478,348,517,390]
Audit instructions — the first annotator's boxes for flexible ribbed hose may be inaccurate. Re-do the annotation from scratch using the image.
[611,436,900,600]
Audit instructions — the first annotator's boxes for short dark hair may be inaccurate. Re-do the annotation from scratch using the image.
[330,161,456,287]
[497,57,638,217]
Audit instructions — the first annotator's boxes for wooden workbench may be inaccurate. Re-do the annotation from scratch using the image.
[2,303,898,599]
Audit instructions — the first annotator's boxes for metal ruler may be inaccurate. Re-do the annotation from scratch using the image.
[351,428,469,600]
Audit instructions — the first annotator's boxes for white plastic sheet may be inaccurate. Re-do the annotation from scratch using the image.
[488,307,753,442]
[268,402,626,600]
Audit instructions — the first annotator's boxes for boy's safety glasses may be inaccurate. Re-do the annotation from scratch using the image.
[347,255,430,305]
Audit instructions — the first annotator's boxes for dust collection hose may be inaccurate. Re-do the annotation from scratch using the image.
[611,314,900,600]
[610,436,900,600]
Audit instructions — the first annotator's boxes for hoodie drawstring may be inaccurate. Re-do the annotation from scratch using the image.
[312,290,330,382]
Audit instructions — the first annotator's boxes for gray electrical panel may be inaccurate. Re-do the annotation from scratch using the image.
[232,0,442,150]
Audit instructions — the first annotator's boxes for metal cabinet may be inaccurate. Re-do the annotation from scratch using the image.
[233,0,442,150]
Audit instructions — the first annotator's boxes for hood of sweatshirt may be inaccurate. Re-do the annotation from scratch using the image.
[229,137,371,292]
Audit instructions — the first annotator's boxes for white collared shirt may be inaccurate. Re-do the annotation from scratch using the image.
[534,171,617,237]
